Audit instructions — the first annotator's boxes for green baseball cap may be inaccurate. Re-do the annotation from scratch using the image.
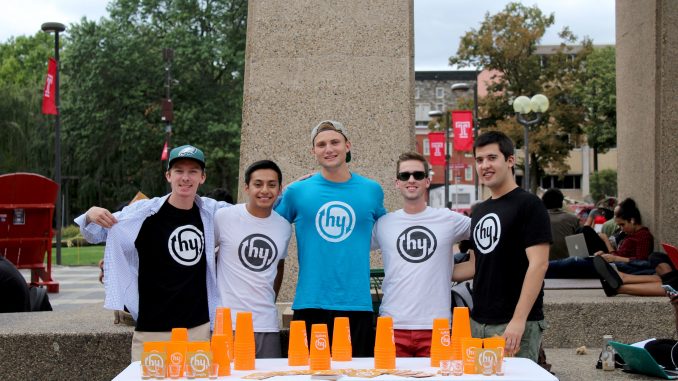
[168,145,205,170]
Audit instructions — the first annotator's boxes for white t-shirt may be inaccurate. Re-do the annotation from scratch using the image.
[214,203,292,332]
[372,207,471,329]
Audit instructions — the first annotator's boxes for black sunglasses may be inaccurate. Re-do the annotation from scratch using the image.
[397,171,427,181]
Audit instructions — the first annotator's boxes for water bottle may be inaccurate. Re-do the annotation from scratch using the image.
[601,335,615,371]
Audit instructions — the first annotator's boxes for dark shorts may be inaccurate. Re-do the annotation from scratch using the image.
[255,332,282,358]
[292,308,375,357]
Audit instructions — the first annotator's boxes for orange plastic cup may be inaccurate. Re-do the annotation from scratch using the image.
[430,318,451,367]
[483,336,506,349]
[309,324,331,370]
[234,311,256,370]
[331,317,352,361]
[288,320,309,366]
[451,307,472,360]
[170,327,188,342]
[373,316,395,369]
[211,334,231,376]
[143,341,167,353]
[461,337,483,374]
[166,341,187,377]
[214,307,234,362]
[186,341,212,377]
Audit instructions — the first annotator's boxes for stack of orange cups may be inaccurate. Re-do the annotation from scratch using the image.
[309,324,331,370]
[331,317,352,361]
[461,337,483,374]
[214,307,234,362]
[211,334,231,376]
[430,318,452,366]
[167,334,188,378]
[373,316,395,369]
[233,311,256,370]
[451,307,472,361]
[288,320,309,366]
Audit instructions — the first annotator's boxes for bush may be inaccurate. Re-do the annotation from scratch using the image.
[590,170,617,202]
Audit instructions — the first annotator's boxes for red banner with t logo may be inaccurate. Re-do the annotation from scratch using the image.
[42,57,58,115]
[428,132,445,165]
[452,110,473,152]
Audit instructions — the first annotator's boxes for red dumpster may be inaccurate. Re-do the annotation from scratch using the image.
[0,173,59,292]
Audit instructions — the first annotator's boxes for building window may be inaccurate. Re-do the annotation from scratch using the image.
[415,103,431,122]
[436,103,445,111]
[540,175,582,189]
[423,138,430,156]
[415,87,420,99]
[465,166,473,181]
[436,87,444,99]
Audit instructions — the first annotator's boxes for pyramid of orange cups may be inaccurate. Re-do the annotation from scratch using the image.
[138,307,235,379]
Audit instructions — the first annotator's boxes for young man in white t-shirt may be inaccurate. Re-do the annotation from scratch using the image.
[372,152,473,357]
[214,160,292,358]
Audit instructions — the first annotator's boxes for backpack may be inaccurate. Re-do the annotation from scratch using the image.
[28,285,53,311]
[451,281,473,310]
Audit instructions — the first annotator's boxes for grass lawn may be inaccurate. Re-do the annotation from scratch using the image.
[50,245,104,266]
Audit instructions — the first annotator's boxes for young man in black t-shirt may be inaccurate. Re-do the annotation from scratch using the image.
[77,145,229,361]
[470,131,551,362]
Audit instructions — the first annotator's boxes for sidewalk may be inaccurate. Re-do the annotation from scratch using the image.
[20,265,104,310]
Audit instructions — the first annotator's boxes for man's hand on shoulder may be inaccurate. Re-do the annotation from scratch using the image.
[86,206,118,228]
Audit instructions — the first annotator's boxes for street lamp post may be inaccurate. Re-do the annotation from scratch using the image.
[41,22,66,265]
[512,94,549,191]
[451,75,480,201]
[428,110,450,208]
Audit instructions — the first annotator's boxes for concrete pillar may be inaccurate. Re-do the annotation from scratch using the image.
[617,0,678,245]
[239,1,415,301]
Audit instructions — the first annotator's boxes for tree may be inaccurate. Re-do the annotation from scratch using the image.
[61,0,247,214]
[0,33,57,177]
[590,169,617,202]
[573,46,616,171]
[450,2,593,192]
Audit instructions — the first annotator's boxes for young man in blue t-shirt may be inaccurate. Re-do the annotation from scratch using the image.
[276,120,386,356]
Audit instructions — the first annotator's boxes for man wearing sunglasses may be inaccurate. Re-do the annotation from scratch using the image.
[275,120,386,356]
[371,151,472,357]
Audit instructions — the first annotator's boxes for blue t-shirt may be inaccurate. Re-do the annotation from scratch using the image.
[276,172,386,311]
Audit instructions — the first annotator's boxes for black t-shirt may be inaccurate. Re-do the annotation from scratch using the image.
[470,187,552,324]
[134,200,208,331]
[0,257,30,313]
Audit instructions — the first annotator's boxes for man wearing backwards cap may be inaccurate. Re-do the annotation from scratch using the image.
[75,145,231,361]
[275,120,387,356]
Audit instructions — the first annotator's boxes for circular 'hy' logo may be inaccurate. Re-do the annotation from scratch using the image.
[315,336,327,351]
[397,226,437,263]
[473,213,501,255]
[190,351,210,373]
[238,234,278,272]
[167,225,204,266]
[315,201,356,242]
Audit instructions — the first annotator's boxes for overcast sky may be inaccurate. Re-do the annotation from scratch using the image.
[1,0,615,70]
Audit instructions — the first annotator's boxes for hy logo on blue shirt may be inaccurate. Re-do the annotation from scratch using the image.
[315,201,356,243]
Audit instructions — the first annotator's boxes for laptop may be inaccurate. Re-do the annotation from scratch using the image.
[610,341,678,379]
[565,233,591,258]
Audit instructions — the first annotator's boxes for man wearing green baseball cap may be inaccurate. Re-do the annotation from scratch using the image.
[75,144,231,361]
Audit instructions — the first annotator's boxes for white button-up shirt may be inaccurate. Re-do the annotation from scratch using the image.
[75,194,231,328]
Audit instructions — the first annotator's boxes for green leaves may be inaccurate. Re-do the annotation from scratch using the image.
[449,2,608,192]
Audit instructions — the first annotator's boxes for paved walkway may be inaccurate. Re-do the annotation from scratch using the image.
[20,265,104,311]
